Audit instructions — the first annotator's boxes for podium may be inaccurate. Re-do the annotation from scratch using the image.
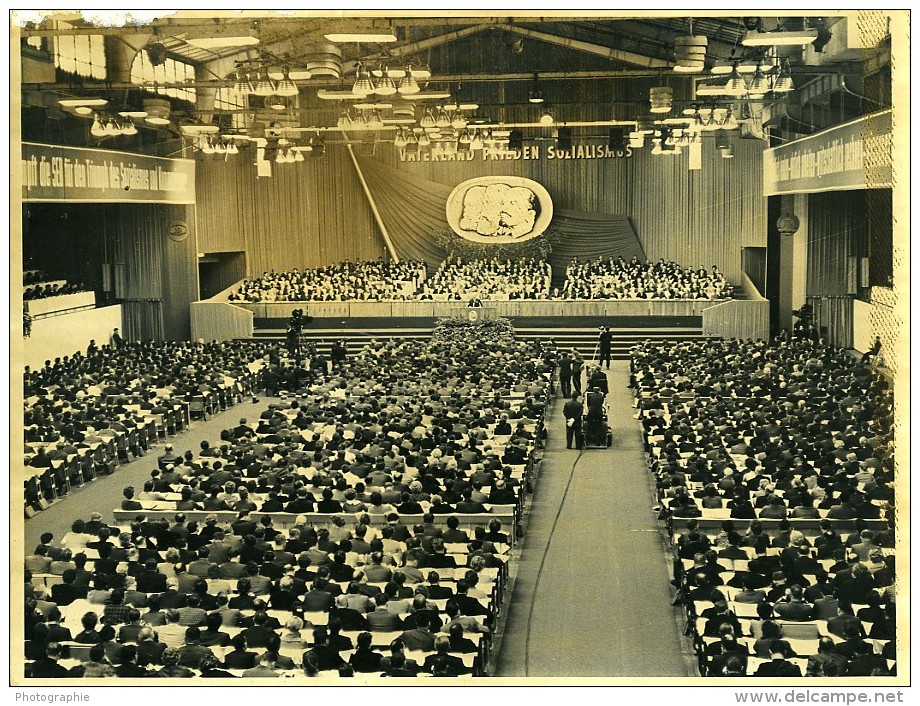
[452,305,497,322]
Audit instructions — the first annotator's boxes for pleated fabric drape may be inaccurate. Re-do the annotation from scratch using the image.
[627,138,766,281]
[120,299,165,342]
[196,153,386,275]
[380,138,765,281]
[806,191,867,296]
[807,295,854,348]
[109,204,198,340]
[354,154,452,264]
[196,138,766,282]
[547,210,646,266]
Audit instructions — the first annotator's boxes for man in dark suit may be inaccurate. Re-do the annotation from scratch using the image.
[157,444,181,471]
[400,613,436,652]
[772,584,814,621]
[423,635,470,676]
[598,327,613,369]
[558,353,573,398]
[50,569,86,606]
[563,394,584,450]
[753,642,803,676]
[231,511,258,538]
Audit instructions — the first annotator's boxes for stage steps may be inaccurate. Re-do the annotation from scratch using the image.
[247,325,708,361]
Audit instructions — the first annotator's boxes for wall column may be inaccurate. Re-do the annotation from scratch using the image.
[776,194,798,332]
[790,193,809,312]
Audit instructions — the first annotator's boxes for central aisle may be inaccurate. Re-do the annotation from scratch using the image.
[495,360,694,677]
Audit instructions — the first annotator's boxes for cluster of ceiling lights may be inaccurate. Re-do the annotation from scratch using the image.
[352,62,431,96]
[697,59,794,98]
[62,96,174,140]
[193,134,242,156]
[392,126,511,154]
[233,68,306,96]
[89,113,140,138]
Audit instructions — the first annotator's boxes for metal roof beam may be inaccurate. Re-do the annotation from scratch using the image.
[492,22,672,69]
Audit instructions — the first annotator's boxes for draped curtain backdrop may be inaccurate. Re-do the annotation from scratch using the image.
[373,137,766,282]
[195,137,766,282]
[806,190,868,296]
[22,202,197,341]
[807,295,854,348]
[354,154,645,270]
[196,151,385,275]
[109,204,198,341]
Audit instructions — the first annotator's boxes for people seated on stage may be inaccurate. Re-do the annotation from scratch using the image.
[417,257,551,301]
[563,256,730,300]
[632,334,896,677]
[226,256,729,303]
[229,260,427,302]
[23,278,89,300]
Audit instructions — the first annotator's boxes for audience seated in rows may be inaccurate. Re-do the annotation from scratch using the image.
[24,329,555,679]
[631,332,895,677]
[562,257,730,300]
[23,340,269,496]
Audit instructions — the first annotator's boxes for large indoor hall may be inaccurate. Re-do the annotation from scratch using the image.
[13,10,907,688]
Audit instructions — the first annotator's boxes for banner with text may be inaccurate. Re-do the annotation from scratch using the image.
[21,142,196,203]
[399,143,633,163]
[762,110,892,196]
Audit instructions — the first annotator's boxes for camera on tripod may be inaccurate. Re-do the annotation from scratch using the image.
[792,303,813,322]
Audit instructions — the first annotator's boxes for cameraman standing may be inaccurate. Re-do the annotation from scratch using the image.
[598,326,613,369]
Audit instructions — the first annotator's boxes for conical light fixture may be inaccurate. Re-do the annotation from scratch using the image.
[470,129,484,150]
[726,67,747,96]
[253,71,275,96]
[397,70,420,95]
[375,65,397,95]
[90,114,107,137]
[275,72,299,97]
[420,109,437,129]
[352,64,376,96]
[772,61,794,92]
[749,66,769,94]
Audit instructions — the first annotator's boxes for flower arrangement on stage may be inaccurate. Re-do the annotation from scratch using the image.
[431,316,515,346]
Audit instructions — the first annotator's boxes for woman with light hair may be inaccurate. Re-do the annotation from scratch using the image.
[157,548,181,577]
[280,615,307,650]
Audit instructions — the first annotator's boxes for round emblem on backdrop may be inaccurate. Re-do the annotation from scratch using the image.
[446,176,554,244]
[167,220,189,242]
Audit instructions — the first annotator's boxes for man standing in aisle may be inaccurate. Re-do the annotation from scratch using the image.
[598,326,613,370]
[330,340,347,371]
[563,394,584,450]
[558,352,573,398]
[571,354,584,396]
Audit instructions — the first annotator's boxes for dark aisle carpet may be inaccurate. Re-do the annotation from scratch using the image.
[494,361,695,677]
